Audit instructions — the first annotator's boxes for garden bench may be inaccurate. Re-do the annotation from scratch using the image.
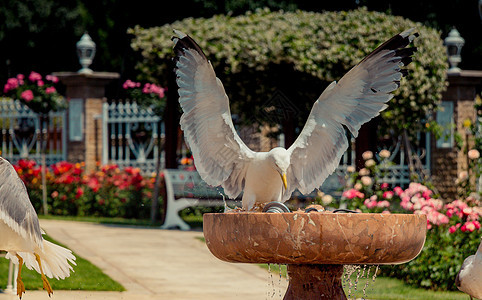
[159,168,346,230]
[160,169,239,230]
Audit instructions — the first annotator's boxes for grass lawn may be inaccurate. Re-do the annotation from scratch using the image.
[0,235,124,292]
[258,264,468,300]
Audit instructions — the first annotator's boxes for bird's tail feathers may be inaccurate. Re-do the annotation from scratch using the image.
[11,240,76,280]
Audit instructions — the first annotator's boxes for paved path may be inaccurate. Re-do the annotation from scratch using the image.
[0,220,287,300]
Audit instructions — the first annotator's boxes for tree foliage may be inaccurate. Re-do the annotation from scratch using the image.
[129,8,448,138]
[0,0,82,79]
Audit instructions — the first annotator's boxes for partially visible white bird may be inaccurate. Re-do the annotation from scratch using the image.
[0,157,76,298]
[456,237,482,299]
[172,29,418,210]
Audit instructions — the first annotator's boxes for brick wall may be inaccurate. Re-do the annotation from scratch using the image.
[432,71,482,200]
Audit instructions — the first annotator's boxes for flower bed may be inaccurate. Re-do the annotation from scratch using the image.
[336,150,481,291]
[14,160,156,219]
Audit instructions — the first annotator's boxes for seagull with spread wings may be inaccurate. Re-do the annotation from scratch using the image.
[172,29,418,211]
[0,157,76,298]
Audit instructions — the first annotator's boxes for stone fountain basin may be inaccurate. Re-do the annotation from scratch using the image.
[203,212,426,265]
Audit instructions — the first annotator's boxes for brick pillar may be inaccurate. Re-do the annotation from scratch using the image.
[432,70,482,200]
[54,72,119,172]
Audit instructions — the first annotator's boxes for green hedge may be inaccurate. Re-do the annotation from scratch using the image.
[129,7,447,137]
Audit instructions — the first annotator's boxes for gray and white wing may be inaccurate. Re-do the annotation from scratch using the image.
[173,30,255,199]
[0,157,43,248]
[285,29,418,199]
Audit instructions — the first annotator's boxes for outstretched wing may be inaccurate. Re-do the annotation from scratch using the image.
[0,157,43,249]
[285,29,418,199]
[172,30,255,198]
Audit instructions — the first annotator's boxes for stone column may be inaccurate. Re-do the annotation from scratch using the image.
[432,70,482,200]
[54,72,119,172]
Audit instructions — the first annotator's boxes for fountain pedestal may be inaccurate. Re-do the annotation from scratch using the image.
[285,264,345,300]
[203,212,426,299]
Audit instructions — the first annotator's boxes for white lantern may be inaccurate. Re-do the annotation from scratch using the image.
[444,28,465,74]
[76,32,96,74]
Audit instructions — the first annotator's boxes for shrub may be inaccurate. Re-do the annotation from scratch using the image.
[128,7,447,138]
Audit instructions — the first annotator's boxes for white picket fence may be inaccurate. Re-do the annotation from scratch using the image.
[0,98,430,188]
[101,101,164,174]
[0,99,66,165]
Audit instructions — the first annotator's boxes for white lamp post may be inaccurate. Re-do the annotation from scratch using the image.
[76,32,96,74]
[444,28,465,74]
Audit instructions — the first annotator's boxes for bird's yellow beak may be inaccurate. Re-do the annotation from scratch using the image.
[280,172,287,190]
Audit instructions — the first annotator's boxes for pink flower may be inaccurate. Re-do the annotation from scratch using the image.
[377,200,390,208]
[427,220,432,230]
[45,86,56,94]
[474,221,481,230]
[147,83,164,97]
[364,199,377,209]
[343,189,358,200]
[362,151,373,160]
[16,74,25,81]
[28,71,42,82]
[4,78,19,93]
[46,75,59,83]
[393,186,403,196]
[75,187,84,199]
[381,183,389,189]
[361,176,372,186]
[458,171,469,181]
[383,191,394,199]
[449,225,458,234]
[142,83,151,94]
[464,222,476,232]
[379,149,391,159]
[37,80,44,87]
[123,79,138,89]
[20,90,34,102]
[365,159,376,167]
[468,149,480,160]
[436,213,449,225]
[422,190,432,200]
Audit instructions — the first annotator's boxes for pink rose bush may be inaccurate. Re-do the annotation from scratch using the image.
[3,72,66,114]
[122,79,166,114]
[339,149,481,291]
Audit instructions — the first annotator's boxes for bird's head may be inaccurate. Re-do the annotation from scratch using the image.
[268,147,290,190]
